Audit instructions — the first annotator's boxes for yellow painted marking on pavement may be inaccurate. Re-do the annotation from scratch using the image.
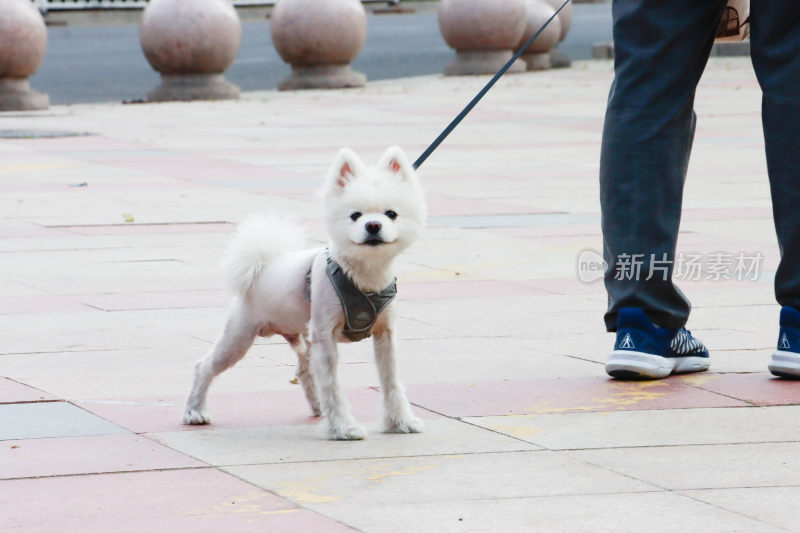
[364,463,438,484]
[274,481,342,504]
[678,373,721,386]
[182,491,301,522]
[592,381,671,407]
[274,470,348,504]
[525,404,597,415]
[525,382,673,414]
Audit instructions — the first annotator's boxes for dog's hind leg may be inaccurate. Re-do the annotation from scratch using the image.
[183,304,258,425]
[373,327,424,434]
[285,333,321,416]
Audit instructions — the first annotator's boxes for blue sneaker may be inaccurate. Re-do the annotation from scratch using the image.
[769,306,800,379]
[606,308,710,379]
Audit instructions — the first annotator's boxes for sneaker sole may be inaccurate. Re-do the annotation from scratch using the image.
[769,350,800,379]
[606,350,710,380]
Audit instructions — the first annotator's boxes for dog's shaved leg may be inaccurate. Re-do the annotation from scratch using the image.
[373,327,424,434]
[285,334,321,416]
[312,334,366,440]
[183,307,258,425]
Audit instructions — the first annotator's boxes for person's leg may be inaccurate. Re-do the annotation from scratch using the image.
[600,0,728,332]
[750,3,800,378]
[749,4,800,308]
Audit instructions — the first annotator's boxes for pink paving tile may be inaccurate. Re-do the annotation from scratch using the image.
[0,182,92,193]
[0,294,94,315]
[0,469,356,533]
[259,187,322,197]
[441,140,597,151]
[494,224,601,238]
[76,387,440,434]
[0,225,72,238]
[401,280,556,300]
[426,194,544,217]
[696,128,761,140]
[666,278,771,290]
[81,290,228,311]
[517,278,607,296]
[95,156,267,183]
[1,434,204,480]
[76,179,210,192]
[24,136,152,152]
[687,372,800,406]
[0,378,56,404]
[56,222,234,236]
[675,231,775,250]
[406,376,748,417]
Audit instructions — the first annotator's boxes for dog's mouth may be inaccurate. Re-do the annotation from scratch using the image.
[361,238,387,246]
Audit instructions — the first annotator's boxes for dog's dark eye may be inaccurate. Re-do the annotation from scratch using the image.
[350,212,362,221]
[385,210,398,220]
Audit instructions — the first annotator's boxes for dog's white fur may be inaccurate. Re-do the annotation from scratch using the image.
[182,146,427,440]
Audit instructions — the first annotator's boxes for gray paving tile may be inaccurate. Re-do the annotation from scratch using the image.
[466,406,800,450]
[570,442,800,491]
[684,486,800,532]
[223,450,656,506]
[149,418,539,467]
[0,402,129,441]
[290,492,785,533]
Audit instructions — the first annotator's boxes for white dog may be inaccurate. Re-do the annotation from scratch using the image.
[182,146,427,440]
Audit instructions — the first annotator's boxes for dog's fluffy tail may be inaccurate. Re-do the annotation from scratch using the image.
[221,214,307,295]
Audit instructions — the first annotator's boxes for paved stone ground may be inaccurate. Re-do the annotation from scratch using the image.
[2,58,800,532]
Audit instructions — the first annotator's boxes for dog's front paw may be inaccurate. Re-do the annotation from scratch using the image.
[385,415,424,434]
[327,421,367,441]
[182,408,211,425]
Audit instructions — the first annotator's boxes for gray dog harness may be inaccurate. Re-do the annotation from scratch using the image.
[306,250,397,342]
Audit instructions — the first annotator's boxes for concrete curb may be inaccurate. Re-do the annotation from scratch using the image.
[592,39,751,59]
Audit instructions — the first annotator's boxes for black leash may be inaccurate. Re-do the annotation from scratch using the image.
[413,0,571,170]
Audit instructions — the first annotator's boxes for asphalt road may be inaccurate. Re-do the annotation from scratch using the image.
[30,3,612,106]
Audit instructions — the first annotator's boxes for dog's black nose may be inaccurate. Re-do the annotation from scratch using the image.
[365,221,382,235]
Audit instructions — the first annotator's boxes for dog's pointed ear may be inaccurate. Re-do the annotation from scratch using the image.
[378,146,415,181]
[327,148,365,193]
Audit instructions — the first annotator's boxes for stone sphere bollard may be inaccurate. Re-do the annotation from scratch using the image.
[140,0,242,102]
[0,0,49,111]
[438,0,527,76]
[542,0,573,41]
[270,0,367,91]
[519,0,561,71]
[541,0,573,68]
